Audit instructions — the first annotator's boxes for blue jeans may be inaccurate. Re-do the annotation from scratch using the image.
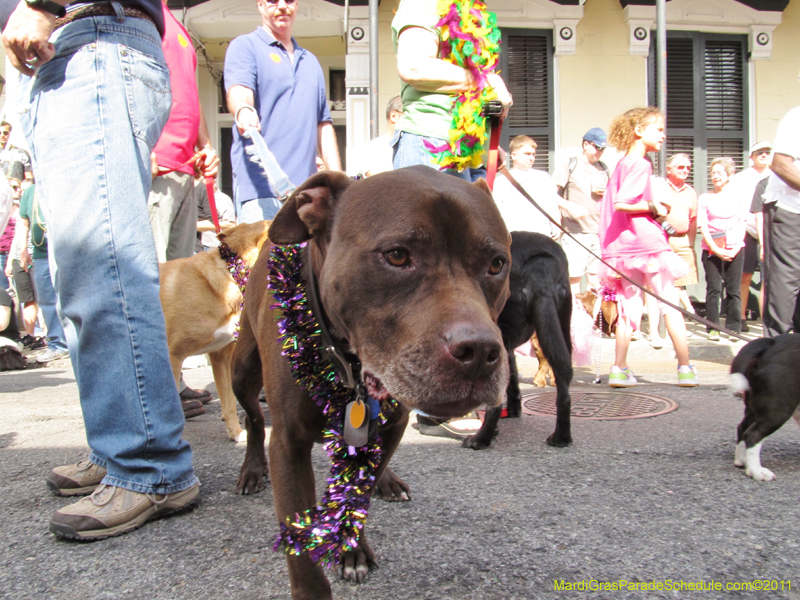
[391,130,472,181]
[19,12,196,494]
[0,252,8,290]
[32,257,67,353]
[236,194,282,223]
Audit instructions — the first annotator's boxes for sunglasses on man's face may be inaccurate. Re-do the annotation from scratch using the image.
[672,165,691,170]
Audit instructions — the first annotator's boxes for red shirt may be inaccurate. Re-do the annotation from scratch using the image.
[152,6,200,175]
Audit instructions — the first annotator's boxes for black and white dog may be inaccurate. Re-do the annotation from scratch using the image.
[464,231,573,450]
[730,333,800,481]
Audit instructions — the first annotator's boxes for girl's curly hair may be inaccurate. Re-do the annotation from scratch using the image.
[608,107,662,152]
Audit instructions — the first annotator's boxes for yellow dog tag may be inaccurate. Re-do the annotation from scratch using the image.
[349,399,366,429]
[344,398,370,447]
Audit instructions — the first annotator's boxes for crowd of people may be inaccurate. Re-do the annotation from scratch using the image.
[0,0,798,550]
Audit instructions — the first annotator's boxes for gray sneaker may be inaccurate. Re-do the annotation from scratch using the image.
[50,481,200,540]
[36,348,69,363]
[47,459,107,496]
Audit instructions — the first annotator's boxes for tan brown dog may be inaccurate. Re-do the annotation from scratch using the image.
[527,289,617,389]
[230,167,511,599]
[575,288,618,336]
[159,221,271,442]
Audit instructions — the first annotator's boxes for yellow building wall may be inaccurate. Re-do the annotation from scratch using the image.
[558,0,647,147]
[754,0,800,142]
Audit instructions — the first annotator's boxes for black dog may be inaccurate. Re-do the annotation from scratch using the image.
[464,231,573,450]
[731,333,800,481]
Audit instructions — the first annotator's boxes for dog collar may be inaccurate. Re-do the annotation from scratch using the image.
[267,242,397,567]
[300,244,360,389]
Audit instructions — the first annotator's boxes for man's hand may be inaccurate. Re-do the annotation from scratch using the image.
[20,249,31,271]
[197,145,220,179]
[4,258,13,278]
[561,200,588,221]
[486,73,512,120]
[2,2,58,76]
[150,152,159,179]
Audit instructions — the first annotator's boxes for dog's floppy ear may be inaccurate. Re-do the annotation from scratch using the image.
[268,171,353,244]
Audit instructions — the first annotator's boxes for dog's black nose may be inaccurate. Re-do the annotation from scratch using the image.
[445,324,502,377]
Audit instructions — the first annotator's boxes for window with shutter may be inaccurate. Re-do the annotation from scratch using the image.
[649,32,748,192]
[499,29,554,174]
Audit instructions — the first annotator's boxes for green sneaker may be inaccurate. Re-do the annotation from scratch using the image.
[609,366,637,388]
[678,365,699,387]
[707,330,720,342]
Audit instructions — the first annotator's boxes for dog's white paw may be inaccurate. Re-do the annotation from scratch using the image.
[234,430,248,443]
[744,442,774,481]
[746,466,776,482]
[734,441,746,467]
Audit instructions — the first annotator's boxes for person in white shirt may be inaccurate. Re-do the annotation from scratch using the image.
[729,141,772,331]
[354,96,404,178]
[763,107,800,337]
[492,135,562,239]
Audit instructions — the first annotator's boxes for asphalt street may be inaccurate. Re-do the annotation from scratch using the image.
[2,321,799,600]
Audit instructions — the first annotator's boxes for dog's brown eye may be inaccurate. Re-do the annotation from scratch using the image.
[488,257,505,275]
[385,249,411,268]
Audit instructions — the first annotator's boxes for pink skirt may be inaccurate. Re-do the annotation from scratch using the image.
[598,250,688,327]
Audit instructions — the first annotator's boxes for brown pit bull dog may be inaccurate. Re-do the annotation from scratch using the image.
[159,221,270,442]
[230,166,511,600]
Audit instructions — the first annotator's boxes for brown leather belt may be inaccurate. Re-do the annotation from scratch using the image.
[55,4,155,29]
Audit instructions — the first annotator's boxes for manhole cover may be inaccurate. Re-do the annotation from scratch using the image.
[521,390,679,420]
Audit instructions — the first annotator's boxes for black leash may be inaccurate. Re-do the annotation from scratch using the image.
[499,166,748,342]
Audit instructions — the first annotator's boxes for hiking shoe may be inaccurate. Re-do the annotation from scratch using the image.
[47,459,107,496]
[678,364,699,387]
[180,386,213,405]
[707,330,720,342]
[608,366,637,388]
[36,348,69,363]
[182,399,206,419]
[21,335,47,350]
[49,481,200,541]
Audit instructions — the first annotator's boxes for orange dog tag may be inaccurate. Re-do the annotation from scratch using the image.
[349,399,366,429]
[344,398,370,447]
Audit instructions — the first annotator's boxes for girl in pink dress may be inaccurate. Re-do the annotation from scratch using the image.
[599,107,698,387]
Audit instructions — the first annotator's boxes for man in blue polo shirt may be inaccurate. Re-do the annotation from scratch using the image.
[224,0,340,222]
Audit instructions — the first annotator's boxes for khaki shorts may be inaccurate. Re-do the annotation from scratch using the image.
[560,232,601,279]
[669,235,698,287]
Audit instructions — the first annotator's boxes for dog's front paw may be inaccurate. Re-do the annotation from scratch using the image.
[462,433,493,450]
[734,441,746,467]
[374,468,411,502]
[338,537,377,583]
[546,433,572,448]
[532,374,548,388]
[236,463,268,494]
[746,466,776,482]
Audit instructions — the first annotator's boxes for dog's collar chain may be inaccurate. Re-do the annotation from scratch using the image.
[267,242,397,567]
[218,242,249,339]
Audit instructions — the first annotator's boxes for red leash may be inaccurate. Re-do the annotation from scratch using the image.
[156,151,221,234]
[486,115,503,191]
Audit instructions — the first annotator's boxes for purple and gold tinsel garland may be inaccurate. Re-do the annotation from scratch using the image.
[267,242,398,567]
[219,242,250,340]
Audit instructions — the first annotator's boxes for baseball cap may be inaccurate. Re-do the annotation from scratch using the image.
[750,141,772,155]
[583,127,607,149]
